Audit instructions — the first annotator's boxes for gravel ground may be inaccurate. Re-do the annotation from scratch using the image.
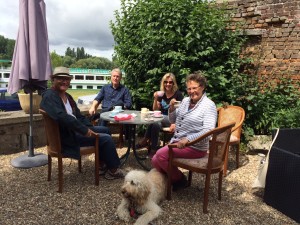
[0,143,298,225]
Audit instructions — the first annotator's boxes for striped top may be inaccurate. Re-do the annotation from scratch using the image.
[169,93,217,152]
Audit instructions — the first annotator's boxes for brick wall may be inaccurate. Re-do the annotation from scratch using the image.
[222,0,300,78]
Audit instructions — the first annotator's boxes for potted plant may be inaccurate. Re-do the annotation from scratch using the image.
[18,91,42,114]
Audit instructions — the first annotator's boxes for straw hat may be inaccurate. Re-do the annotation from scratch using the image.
[51,67,72,78]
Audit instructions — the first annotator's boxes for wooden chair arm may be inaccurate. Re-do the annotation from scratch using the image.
[167,128,217,150]
[168,122,236,151]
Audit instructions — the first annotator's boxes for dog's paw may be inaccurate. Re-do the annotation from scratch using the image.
[117,206,131,222]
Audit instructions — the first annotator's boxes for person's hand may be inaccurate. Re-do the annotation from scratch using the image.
[170,98,177,106]
[89,100,99,116]
[176,137,189,149]
[153,91,159,99]
[169,98,177,112]
[169,124,176,132]
[88,107,96,116]
[85,129,98,137]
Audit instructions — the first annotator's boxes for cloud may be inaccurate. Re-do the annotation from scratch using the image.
[0,0,121,60]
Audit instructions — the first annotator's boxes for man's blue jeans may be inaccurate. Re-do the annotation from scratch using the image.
[76,126,120,169]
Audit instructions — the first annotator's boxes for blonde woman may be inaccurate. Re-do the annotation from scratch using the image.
[136,73,183,156]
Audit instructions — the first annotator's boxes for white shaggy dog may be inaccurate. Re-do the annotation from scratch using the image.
[117,168,167,225]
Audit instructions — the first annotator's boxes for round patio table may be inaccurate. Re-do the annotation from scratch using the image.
[100,110,163,170]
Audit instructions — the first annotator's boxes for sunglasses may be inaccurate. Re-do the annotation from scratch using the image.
[56,77,72,81]
[164,81,174,84]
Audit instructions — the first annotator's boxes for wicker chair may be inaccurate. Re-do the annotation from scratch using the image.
[217,105,245,175]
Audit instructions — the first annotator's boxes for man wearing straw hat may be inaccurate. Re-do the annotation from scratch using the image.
[40,67,125,179]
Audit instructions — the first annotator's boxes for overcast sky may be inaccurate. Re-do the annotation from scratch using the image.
[0,0,121,60]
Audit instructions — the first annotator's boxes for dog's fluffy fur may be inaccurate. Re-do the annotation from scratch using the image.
[117,168,167,225]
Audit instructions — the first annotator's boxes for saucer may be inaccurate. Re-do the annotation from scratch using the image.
[111,109,124,113]
[109,110,124,117]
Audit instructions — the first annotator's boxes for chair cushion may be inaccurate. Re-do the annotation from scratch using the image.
[173,154,223,169]
[230,135,239,142]
[173,156,208,168]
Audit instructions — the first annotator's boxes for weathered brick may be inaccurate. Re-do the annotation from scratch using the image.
[221,0,300,79]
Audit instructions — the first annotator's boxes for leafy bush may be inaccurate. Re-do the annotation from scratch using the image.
[111,0,300,137]
[111,0,246,109]
[233,73,300,136]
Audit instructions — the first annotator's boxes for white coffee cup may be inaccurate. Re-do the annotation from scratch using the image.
[141,107,149,113]
[145,111,154,121]
[141,108,149,119]
[114,106,122,111]
[174,101,181,108]
[156,91,164,97]
[110,111,119,117]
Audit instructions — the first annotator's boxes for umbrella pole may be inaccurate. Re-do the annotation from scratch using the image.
[28,91,34,157]
[11,91,48,168]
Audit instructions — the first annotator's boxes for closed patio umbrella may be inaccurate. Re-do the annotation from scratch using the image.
[9,0,52,168]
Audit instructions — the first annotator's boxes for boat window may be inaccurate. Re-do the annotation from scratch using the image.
[96,76,104,80]
[86,75,94,80]
[75,75,84,80]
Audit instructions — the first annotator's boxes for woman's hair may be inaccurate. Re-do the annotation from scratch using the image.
[186,71,207,92]
[186,71,207,86]
[160,72,179,93]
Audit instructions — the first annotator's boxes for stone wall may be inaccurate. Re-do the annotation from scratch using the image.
[0,111,46,154]
[222,0,300,78]
[0,104,108,154]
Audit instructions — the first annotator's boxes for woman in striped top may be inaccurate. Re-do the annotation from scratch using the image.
[151,72,217,190]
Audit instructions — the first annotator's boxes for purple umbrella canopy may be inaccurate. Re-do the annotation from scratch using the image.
[8,0,52,94]
[10,0,52,168]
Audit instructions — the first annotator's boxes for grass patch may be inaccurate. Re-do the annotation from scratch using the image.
[67,89,99,101]
[3,89,99,102]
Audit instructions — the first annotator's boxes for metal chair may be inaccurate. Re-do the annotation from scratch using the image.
[217,105,245,175]
[166,122,235,213]
[39,109,99,193]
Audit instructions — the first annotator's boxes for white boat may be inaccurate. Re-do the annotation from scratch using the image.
[0,67,111,90]
[0,67,11,88]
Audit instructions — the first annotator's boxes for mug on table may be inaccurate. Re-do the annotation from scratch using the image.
[174,101,181,108]
[156,91,164,97]
[141,108,149,119]
[113,106,123,111]
[153,110,162,117]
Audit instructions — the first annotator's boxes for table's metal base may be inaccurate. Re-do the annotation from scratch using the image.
[100,110,164,171]
[119,125,152,170]
[11,153,48,168]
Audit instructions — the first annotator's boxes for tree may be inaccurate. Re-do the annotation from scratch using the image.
[65,47,76,58]
[71,57,115,69]
[50,51,63,68]
[63,55,76,67]
[0,35,15,60]
[6,39,15,59]
[111,0,245,108]
[76,47,83,60]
